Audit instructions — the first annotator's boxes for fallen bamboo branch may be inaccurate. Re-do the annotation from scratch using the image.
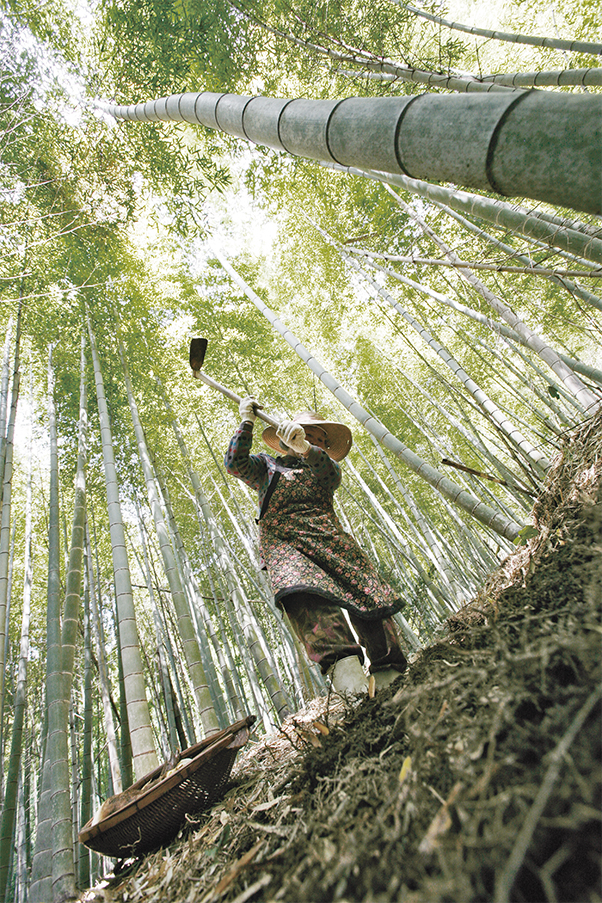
[440,458,536,497]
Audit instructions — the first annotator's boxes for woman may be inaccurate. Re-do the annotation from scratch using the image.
[224,396,407,695]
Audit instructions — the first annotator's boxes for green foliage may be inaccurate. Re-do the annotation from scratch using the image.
[96,0,256,96]
[1,0,79,63]
[0,0,600,894]
[514,524,538,545]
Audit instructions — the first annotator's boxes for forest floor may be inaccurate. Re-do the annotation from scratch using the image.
[81,411,601,903]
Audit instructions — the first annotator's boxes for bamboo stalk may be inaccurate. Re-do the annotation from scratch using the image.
[432,200,602,317]
[119,338,219,737]
[98,88,602,215]
[86,310,159,779]
[86,523,122,794]
[0,399,33,903]
[384,186,600,413]
[0,299,21,711]
[322,162,602,264]
[212,247,522,541]
[338,66,602,88]
[48,337,88,902]
[225,0,515,94]
[0,317,13,494]
[343,248,602,280]
[338,240,553,474]
[28,346,60,903]
[401,3,602,56]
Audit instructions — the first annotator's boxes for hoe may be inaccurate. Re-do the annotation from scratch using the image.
[189,337,279,428]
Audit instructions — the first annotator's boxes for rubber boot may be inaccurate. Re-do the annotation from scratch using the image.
[328,656,369,696]
[372,668,401,691]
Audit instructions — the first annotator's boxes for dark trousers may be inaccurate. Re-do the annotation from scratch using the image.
[282,592,407,675]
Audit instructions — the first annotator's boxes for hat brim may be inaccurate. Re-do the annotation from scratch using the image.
[262,418,352,461]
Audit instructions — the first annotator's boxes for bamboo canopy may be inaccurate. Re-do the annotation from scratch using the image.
[99,90,602,215]
[1,0,600,895]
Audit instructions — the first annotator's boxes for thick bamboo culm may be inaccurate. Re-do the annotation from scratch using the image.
[98,91,602,215]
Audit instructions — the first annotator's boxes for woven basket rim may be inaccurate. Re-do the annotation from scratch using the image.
[79,715,255,846]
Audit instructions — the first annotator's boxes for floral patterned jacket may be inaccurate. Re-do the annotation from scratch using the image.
[224,421,342,521]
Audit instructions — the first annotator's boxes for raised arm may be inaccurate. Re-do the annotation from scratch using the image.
[224,422,268,491]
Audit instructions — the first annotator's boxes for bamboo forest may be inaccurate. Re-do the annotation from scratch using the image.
[0,0,600,898]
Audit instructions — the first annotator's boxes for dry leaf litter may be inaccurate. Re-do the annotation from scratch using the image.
[80,411,602,903]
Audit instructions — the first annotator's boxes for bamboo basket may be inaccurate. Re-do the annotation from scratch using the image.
[79,715,255,858]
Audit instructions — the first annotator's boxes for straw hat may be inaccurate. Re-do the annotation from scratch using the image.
[262,411,352,461]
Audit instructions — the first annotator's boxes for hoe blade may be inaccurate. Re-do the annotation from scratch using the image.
[189,337,208,371]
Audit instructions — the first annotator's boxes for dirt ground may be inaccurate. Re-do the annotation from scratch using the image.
[81,412,602,903]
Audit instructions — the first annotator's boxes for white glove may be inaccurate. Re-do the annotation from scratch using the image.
[277,420,310,455]
[239,395,261,423]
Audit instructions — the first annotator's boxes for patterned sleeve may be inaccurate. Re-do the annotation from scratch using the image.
[305,446,342,491]
[224,423,268,491]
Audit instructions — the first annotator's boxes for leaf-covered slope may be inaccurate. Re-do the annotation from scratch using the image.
[82,410,601,903]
